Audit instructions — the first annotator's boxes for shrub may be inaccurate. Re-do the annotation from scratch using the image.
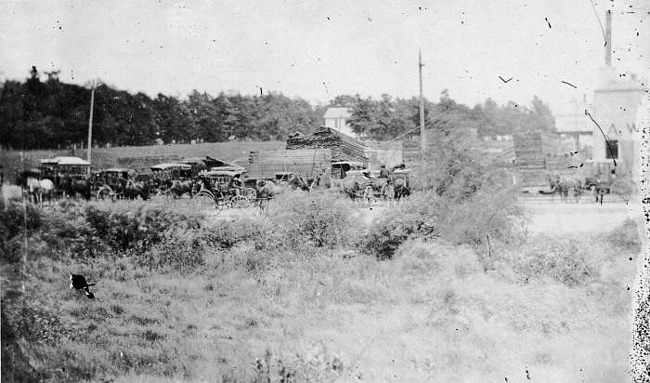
[0,201,43,240]
[605,218,641,254]
[363,204,439,260]
[85,205,202,256]
[610,176,637,201]
[437,185,525,249]
[202,217,267,250]
[264,191,358,249]
[0,202,44,263]
[500,236,602,287]
[363,185,523,260]
[139,231,206,273]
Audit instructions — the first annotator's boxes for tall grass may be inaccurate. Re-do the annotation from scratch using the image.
[0,195,639,382]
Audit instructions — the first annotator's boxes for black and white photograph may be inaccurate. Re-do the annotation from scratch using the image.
[1,0,649,382]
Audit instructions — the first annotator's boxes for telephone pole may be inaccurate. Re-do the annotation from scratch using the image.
[419,50,426,178]
[87,80,95,164]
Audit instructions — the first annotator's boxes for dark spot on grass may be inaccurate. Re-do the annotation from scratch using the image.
[111,305,124,315]
[143,329,165,341]
[130,315,160,326]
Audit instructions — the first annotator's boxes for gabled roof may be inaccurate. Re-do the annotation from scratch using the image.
[205,156,242,169]
[323,107,352,119]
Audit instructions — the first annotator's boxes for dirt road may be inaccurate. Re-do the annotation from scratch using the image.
[521,200,642,234]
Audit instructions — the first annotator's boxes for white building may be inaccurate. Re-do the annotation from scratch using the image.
[555,96,594,152]
[323,107,358,138]
[587,10,646,183]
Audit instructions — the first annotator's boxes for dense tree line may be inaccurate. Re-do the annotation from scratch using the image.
[0,68,325,150]
[343,90,556,141]
[0,67,555,150]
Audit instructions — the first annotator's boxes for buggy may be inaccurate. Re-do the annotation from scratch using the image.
[193,169,255,212]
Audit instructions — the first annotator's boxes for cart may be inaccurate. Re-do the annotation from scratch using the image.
[193,169,255,212]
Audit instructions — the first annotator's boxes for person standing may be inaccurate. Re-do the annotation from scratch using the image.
[379,165,390,179]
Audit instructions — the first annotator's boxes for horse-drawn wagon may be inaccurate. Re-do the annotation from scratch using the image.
[150,163,193,197]
[40,156,91,181]
[192,169,255,211]
[93,168,149,201]
[40,156,92,199]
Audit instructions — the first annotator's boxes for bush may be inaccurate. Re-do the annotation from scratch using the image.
[0,201,43,240]
[363,203,439,260]
[605,218,641,254]
[363,185,523,260]
[500,236,602,287]
[610,176,637,201]
[437,185,525,249]
[139,231,206,272]
[264,191,358,249]
[202,217,268,250]
[0,202,44,263]
[85,205,202,256]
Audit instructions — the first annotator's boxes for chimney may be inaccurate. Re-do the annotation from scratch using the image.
[605,10,612,66]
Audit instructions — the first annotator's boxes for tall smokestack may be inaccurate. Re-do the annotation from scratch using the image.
[605,10,612,66]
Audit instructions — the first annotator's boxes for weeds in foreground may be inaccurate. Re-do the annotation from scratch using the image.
[0,196,640,382]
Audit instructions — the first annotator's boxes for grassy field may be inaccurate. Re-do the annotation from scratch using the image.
[0,192,641,382]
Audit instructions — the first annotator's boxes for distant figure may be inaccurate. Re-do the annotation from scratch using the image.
[379,165,390,179]
[70,273,95,299]
[597,188,605,205]
[228,174,243,196]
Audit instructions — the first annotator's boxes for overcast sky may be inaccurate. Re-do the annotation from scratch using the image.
[1,0,648,114]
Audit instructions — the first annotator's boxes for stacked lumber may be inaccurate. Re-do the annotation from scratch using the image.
[286,126,368,164]
[513,132,545,170]
[246,149,332,180]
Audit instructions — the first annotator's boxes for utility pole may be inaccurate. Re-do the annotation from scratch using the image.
[87,80,95,164]
[419,50,426,180]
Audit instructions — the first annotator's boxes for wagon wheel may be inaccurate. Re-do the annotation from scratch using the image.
[194,191,217,209]
[230,195,250,209]
[242,187,257,199]
[96,186,114,201]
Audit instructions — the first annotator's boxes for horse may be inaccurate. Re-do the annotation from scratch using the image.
[332,177,363,202]
[381,182,395,204]
[123,179,150,200]
[539,176,582,203]
[167,179,194,199]
[393,178,410,203]
[286,174,311,192]
[254,180,285,211]
[362,179,390,206]
[60,176,92,200]
[26,177,55,206]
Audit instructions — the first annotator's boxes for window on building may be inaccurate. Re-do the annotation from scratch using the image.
[605,140,618,159]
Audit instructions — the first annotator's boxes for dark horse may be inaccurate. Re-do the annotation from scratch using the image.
[393,178,410,203]
[61,176,92,200]
[122,179,151,200]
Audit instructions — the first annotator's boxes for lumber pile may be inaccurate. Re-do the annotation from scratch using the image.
[246,149,332,180]
[286,126,368,164]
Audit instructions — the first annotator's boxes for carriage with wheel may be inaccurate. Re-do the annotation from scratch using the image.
[341,169,395,204]
[39,156,92,199]
[150,163,193,197]
[192,169,256,211]
[93,168,147,201]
